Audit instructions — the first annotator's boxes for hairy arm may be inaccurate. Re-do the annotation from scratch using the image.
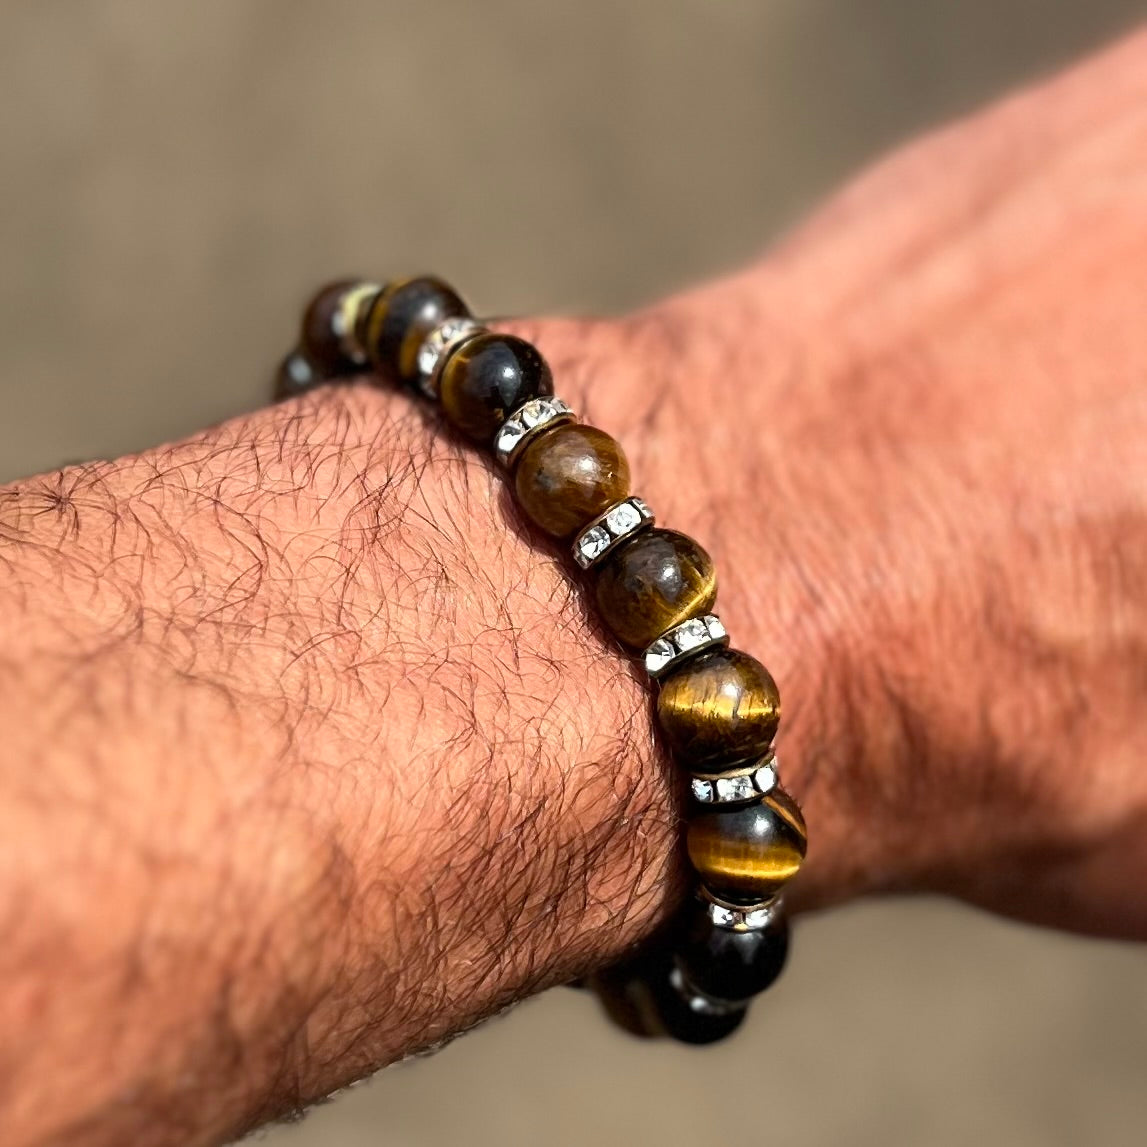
[2,27,1147,1147]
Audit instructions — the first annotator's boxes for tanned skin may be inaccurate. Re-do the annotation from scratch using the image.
[1,30,1145,1147]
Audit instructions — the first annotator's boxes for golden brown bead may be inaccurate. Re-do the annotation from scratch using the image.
[440,333,553,441]
[365,276,469,385]
[656,648,779,770]
[513,423,630,538]
[592,528,716,649]
[687,790,807,899]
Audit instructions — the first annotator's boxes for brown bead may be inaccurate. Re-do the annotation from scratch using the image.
[592,528,716,649]
[513,424,630,538]
[656,648,779,770]
[687,790,807,900]
[365,276,469,385]
[440,333,553,441]
[300,279,362,376]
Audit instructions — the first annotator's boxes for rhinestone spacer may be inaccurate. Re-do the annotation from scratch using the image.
[669,962,746,1016]
[571,496,655,569]
[415,317,486,399]
[492,396,577,465]
[689,757,779,806]
[333,281,384,364]
[643,613,729,678]
[700,885,783,932]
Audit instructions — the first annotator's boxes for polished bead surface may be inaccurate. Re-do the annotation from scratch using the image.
[675,901,790,1002]
[657,648,780,770]
[593,528,716,650]
[687,790,807,900]
[366,276,469,385]
[439,333,553,440]
[300,279,362,375]
[514,423,629,537]
[593,948,746,1045]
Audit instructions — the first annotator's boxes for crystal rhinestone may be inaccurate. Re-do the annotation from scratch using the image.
[691,778,714,803]
[518,397,553,429]
[714,774,756,803]
[493,420,527,456]
[416,317,483,396]
[673,618,710,652]
[604,500,642,535]
[644,638,675,676]
[742,906,775,930]
[705,615,727,641]
[707,903,739,929]
[753,761,779,795]
[575,525,611,567]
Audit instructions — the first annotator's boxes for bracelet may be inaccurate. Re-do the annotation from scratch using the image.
[274,277,808,1045]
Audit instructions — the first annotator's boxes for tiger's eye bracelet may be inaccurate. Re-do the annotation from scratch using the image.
[274,277,808,1045]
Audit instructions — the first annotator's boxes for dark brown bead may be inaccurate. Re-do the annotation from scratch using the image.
[300,279,364,376]
[440,333,553,441]
[365,276,469,385]
[675,901,790,1002]
[657,648,779,770]
[513,423,629,537]
[591,947,746,1045]
[687,790,807,900]
[592,528,716,650]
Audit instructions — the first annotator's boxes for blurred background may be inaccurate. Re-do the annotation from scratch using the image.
[3,2,1147,1145]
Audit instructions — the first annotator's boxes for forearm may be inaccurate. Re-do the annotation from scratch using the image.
[0,391,684,1145]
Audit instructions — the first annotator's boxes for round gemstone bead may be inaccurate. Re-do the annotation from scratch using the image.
[656,648,780,770]
[592,528,716,650]
[675,901,790,1002]
[513,423,629,538]
[593,948,746,1045]
[686,790,807,900]
[300,279,367,376]
[365,276,469,385]
[439,333,554,441]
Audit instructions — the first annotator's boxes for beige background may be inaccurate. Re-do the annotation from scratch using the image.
[3,2,1146,1145]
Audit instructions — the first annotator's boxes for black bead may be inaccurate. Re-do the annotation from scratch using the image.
[439,333,554,440]
[675,902,790,1003]
[367,276,469,385]
[645,950,747,1045]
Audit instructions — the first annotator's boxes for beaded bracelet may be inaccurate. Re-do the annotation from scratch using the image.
[274,277,808,1045]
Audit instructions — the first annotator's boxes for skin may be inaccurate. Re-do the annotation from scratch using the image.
[1,27,1146,1147]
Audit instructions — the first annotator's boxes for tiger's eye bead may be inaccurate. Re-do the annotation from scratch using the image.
[657,648,780,770]
[300,279,365,376]
[365,276,469,385]
[675,902,790,1002]
[592,529,716,649]
[513,423,629,537]
[686,790,807,900]
[440,333,554,441]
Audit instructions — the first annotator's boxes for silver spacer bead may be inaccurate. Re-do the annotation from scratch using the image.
[700,885,784,932]
[333,281,383,365]
[668,962,747,1016]
[493,396,576,465]
[415,317,486,399]
[571,496,655,569]
[690,757,779,807]
[643,613,729,678]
